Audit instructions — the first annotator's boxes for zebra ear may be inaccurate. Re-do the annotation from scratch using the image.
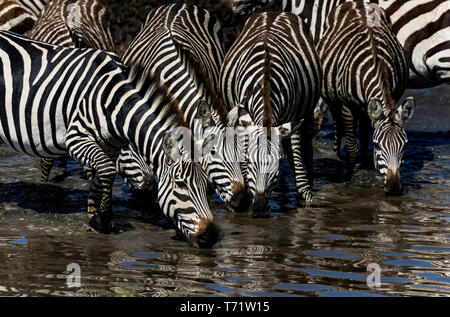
[163,131,182,162]
[367,98,383,122]
[227,106,239,127]
[396,97,415,122]
[196,101,212,128]
[276,119,304,140]
[237,104,254,127]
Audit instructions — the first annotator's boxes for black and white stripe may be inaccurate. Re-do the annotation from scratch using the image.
[220,11,322,214]
[0,30,217,247]
[0,0,36,34]
[29,0,115,182]
[231,0,450,88]
[16,0,48,17]
[317,2,415,195]
[122,3,248,212]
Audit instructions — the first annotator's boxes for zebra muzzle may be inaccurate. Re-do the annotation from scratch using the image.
[250,192,271,218]
[384,168,403,196]
[227,181,250,212]
[188,218,219,248]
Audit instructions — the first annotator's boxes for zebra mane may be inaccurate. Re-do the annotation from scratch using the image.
[127,62,190,131]
[172,37,230,127]
[379,59,396,119]
[262,12,275,135]
[364,3,395,120]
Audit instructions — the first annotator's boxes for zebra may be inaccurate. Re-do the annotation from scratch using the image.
[317,2,415,195]
[122,3,248,212]
[220,11,322,215]
[30,0,114,50]
[29,0,124,184]
[229,0,450,89]
[16,0,48,18]
[0,30,218,248]
[0,0,36,34]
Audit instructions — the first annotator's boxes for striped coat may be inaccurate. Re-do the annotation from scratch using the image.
[220,11,322,213]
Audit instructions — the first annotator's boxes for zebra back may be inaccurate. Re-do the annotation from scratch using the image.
[221,10,321,126]
[30,0,114,51]
[16,0,48,17]
[231,0,450,87]
[0,0,36,33]
[318,1,408,111]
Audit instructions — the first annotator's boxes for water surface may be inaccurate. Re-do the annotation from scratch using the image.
[0,85,448,297]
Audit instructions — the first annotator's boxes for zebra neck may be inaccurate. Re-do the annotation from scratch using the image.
[117,75,191,173]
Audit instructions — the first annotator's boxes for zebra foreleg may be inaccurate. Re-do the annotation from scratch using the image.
[41,156,69,182]
[290,132,313,203]
[359,114,372,168]
[67,132,117,233]
[342,104,358,175]
[87,166,116,233]
[329,106,345,162]
[40,158,54,182]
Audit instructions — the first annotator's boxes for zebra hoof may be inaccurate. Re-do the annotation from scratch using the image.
[299,190,313,204]
[86,215,117,234]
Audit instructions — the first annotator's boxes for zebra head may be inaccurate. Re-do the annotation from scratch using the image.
[159,130,218,248]
[195,102,248,213]
[368,97,415,196]
[116,146,155,194]
[233,106,303,217]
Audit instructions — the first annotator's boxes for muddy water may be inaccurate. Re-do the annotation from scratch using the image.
[0,85,448,297]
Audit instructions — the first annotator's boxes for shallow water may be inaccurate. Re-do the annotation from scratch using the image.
[0,85,448,297]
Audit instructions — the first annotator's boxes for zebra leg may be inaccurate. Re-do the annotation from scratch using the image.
[40,158,54,182]
[341,104,358,174]
[87,166,116,233]
[329,106,345,161]
[67,132,117,233]
[313,98,328,137]
[301,117,315,181]
[291,131,313,202]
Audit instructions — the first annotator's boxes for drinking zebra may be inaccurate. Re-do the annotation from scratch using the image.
[317,2,415,195]
[0,30,217,247]
[220,11,322,215]
[228,0,450,88]
[0,0,36,33]
[29,0,117,183]
[122,3,248,212]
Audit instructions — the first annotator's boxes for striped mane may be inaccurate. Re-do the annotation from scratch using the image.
[172,37,230,127]
[127,62,190,131]
[364,3,395,119]
[262,12,275,135]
